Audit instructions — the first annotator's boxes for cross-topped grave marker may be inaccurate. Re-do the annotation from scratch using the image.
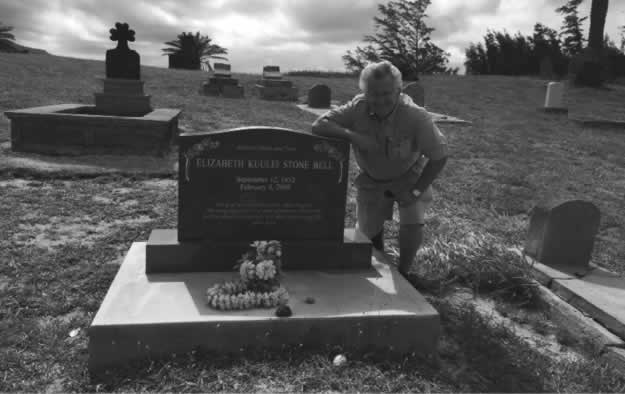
[106,22,140,80]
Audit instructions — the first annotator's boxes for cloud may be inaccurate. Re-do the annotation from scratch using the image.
[2,0,624,73]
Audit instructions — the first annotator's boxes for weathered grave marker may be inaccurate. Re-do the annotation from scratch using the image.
[307,84,332,108]
[543,81,567,113]
[524,199,600,270]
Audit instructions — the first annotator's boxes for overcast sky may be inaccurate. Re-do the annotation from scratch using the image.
[2,0,624,73]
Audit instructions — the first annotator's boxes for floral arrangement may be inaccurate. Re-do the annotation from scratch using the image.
[313,141,347,183]
[183,137,221,181]
[206,240,289,311]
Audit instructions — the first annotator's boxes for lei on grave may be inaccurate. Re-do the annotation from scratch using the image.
[206,240,289,310]
[313,141,346,183]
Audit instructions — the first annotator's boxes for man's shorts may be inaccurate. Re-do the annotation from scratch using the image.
[354,163,433,238]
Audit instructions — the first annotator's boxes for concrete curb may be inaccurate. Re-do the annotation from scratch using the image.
[516,252,625,372]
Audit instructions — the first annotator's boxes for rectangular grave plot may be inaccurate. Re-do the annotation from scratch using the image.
[178,127,350,242]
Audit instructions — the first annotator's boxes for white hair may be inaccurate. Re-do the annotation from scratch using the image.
[358,61,403,93]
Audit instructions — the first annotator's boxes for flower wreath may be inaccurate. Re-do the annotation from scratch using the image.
[206,240,289,310]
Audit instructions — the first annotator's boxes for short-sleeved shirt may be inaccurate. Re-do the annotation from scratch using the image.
[322,93,448,180]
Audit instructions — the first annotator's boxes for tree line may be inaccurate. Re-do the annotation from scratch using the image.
[464,0,624,81]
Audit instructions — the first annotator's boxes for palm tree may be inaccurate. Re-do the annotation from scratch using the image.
[162,32,227,70]
[0,22,15,41]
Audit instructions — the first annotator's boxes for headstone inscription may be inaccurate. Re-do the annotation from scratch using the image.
[178,127,349,241]
[524,199,600,271]
[402,82,425,107]
[307,84,332,108]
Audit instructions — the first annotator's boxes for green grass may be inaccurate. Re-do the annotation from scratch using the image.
[1,53,625,392]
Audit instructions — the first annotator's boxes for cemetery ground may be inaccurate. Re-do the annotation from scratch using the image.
[1,53,625,392]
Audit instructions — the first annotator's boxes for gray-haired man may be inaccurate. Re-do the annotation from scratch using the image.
[311,61,448,276]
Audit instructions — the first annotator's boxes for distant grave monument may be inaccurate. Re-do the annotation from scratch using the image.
[403,82,425,107]
[4,22,181,156]
[524,199,600,271]
[255,66,298,101]
[88,126,440,371]
[201,63,244,98]
[543,81,567,113]
[307,84,331,108]
[95,22,151,116]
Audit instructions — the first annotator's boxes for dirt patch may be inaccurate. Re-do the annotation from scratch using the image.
[13,214,153,251]
[460,293,585,363]
[92,195,113,204]
[141,179,176,189]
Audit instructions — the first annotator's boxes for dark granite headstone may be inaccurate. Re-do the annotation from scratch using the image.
[308,84,331,108]
[403,82,425,107]
[105,22,140,80]
[524,199,600,270]
[178,127,349,242]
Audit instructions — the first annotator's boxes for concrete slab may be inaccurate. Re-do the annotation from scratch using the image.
[520,254,578,286]
[296,105,472,125]
[89,242,440,371]
[551,267,625,340]
[4,104,181,156]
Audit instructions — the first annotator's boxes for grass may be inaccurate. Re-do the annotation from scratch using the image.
[1,53,625,392]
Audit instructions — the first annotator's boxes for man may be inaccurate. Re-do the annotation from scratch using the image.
[311,61,448,276]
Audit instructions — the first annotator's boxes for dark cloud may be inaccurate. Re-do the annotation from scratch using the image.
[1,0,624,73]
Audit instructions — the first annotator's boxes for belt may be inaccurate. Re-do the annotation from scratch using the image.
[363,160,419,183]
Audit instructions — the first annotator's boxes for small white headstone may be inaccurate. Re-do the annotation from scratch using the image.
[544,82,565,110]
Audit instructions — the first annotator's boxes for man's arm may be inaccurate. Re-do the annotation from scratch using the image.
[311,117,353,141]
[413,157,447,193]
[412,113,449,194]
[311,99,378,152]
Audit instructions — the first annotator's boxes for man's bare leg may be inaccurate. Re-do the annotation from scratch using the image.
[398,223,424,275]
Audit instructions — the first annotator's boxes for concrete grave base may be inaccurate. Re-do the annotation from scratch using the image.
[146,228,372,273]
[256,85,298,101]
[222,85,245,99]
[89,242,440,372]
[4,104,181,156]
